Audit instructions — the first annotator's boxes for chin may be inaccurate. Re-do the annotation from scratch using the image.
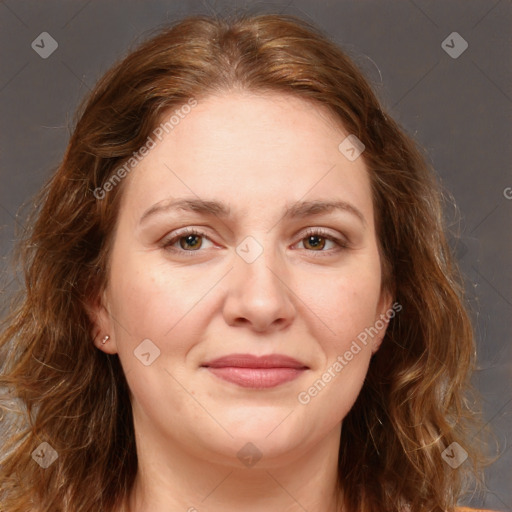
[234,425,312,461]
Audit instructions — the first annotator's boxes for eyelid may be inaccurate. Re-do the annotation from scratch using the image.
[300,227,349,245]
[161,226,350,256]
[160,227,217,252]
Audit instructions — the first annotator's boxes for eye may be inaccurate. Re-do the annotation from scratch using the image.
[161,227,349,257]
[294,228,349,257]
[161,228,214,255]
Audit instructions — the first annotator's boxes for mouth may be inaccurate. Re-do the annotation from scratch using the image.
[201,354,309,389]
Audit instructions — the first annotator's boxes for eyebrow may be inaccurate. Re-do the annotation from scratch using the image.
[139,198,366,226]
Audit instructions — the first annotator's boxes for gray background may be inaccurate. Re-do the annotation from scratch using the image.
[0,0,510,510]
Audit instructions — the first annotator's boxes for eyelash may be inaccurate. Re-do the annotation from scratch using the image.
[161,227,349,258]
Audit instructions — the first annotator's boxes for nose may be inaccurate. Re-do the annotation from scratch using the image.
[222,241,296,333]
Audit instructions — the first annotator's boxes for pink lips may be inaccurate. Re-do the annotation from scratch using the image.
[201,354,309,389]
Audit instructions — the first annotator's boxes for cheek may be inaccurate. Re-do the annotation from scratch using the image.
[105,254,182,381]
[293,267,378,423]
[292,258,383,346]
[108,249,206,338]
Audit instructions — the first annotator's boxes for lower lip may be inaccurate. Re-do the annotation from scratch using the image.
[205,367,306,388]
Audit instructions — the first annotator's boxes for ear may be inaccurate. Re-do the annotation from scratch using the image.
[371,287,395,355]
[85,288,119,355]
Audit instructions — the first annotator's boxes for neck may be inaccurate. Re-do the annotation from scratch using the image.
[122,420,345,512]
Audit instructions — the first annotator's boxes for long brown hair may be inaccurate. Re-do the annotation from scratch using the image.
[0,12,492,512]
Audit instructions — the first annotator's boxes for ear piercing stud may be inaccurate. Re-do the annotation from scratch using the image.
[101,335,110,345]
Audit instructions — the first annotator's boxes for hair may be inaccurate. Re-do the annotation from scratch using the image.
[0,11,494,512]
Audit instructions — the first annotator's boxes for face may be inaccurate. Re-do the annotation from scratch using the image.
[91,91,392,467]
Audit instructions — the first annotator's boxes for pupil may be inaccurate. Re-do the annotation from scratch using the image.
[307,235,324,249]
[182,235,201,250]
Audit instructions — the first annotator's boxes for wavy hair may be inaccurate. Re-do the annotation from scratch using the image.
[0,12,492,512]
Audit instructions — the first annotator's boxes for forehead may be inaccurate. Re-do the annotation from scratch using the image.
[161,90,347,160]
[118,91,372,224]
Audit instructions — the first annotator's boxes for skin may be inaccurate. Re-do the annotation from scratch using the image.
[90,90,392,512]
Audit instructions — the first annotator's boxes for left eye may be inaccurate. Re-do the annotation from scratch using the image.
[300,231,338,251]
[162,228,347,256]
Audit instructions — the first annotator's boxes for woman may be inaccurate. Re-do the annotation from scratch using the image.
[0,12,495,512]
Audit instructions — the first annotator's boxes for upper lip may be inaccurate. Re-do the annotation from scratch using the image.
[202,354,309,369]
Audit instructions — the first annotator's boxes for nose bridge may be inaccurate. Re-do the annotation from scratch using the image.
[223,231,295,331]
[235,232,284,293]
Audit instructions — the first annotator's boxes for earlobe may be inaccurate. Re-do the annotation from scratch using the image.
[94,332,117,354]
[371,328,387,355]
[85,290,117,353]
[372,289,394,354]
[93,332,118,354]
[371,334,385,355]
